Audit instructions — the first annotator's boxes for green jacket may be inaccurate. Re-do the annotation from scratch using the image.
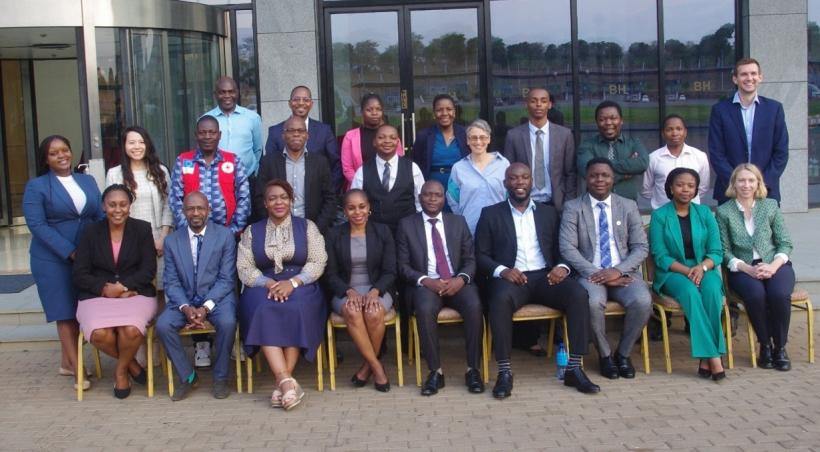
[715,198,792,267]
[577,133,649,200]
[649,202,723,293]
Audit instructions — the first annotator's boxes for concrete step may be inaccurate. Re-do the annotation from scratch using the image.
[0,324,59,351]
[0,284,46,326]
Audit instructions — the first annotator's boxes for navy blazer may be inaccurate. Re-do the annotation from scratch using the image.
[265,118,342,192]
[162,221,237,310]
[708,95,789,203]
[323,222,396,298]
[73,217,157,300]
[412,124,470,179]
[23,171,104,263]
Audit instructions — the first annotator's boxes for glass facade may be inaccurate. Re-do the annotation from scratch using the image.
[235,9,258,110]
[809,1,820,205]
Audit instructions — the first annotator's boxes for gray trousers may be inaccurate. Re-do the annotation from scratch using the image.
[578,276,651,358]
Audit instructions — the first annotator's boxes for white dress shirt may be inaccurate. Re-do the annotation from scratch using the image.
[56,174,87,214]
[351,154,425,212]
[493,200,570,277]
[180,225,215,312]
[589,195,622,268]
[642,144,710,209]
[727,200,790,272]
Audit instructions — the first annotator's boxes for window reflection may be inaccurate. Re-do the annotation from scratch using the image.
[235,10,258,110]
[809,2,820,203]
[96,28,125,170]
[490,0,572,150]
[578,0,659,149]
[132,30,170,164]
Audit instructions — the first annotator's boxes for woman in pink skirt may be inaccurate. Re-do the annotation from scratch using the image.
[74,184,158,399]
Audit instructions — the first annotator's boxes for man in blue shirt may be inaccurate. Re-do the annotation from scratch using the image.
[203,77,263,177]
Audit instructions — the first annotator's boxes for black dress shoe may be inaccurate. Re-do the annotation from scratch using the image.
[614,353,636,379]
[492,371,513,399]
[697,360,711,379]
[773,347,791,371]
[464,369,484,394]
[350,374,368,387]
[598,356,619,379]
[130,367,147,385]
[758,343,774,369]
[113,385,131,399]
[374,380,391,392]
[564,367,601,394]
[421,371,445,396]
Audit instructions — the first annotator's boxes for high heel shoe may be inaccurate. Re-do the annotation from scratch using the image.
[350,374,368,387]
[697,360,711,379]
[374,380,391,393]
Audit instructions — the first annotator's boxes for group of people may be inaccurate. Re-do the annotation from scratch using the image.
[23,57,796,409]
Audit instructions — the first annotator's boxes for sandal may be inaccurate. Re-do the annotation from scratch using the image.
[270,388,283,408]
[279,377,305,411]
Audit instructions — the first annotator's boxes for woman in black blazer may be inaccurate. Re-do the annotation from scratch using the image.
[74,184,158,399]
[324,189,396,391]
[412,94,470,188]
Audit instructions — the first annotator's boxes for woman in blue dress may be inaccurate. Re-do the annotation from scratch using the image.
[23,135,104,390]
[237,179,327,411]
[412,94,470,195]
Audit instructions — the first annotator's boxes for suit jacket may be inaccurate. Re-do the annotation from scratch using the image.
[73,217,157,300]
[715,197,793,266]
[708,95,789,202]
[559,193,648,278]
[648,202,723,293]
[254,150,337,233]
[265,118,342,192]
[502,122,577,210]
[162,221,237,310]
[340,127,404,191]
[323,222,396,298]
[396,212,476,284]
[411,124,470,178]
[23,171,104,263]
[474,200,566,278]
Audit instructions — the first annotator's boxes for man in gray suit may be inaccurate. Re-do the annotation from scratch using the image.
[157,192,237,400]
[502,87,577,211]
[559,157,651,380]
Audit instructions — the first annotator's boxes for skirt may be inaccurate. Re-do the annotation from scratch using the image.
[331,285,393,315]
[76,295,158,341]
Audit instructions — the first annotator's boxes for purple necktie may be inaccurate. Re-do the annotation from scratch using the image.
[428,218,452,279]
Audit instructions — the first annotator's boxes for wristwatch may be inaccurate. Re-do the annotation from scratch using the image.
[289,278,299,289]
[702,264,708,273]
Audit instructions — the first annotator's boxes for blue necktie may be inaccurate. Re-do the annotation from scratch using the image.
[597,202,611,269]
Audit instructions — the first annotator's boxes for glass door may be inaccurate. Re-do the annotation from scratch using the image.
[324,3,486,155]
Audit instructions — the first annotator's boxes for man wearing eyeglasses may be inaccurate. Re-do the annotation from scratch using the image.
[265,86,343,193]
[255,116,336,234]
[502,87,577,212]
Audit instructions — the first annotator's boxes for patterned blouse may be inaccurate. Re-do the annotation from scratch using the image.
[237,216,327,287]
[106,165,173,239]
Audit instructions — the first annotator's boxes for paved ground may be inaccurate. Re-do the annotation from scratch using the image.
[1,317,819,452]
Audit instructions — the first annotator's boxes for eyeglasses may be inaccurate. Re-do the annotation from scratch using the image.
[467,135,491,142]
[290,97,312,103]
[284,128,307,134]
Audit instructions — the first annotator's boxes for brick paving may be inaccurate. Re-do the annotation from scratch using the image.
[1,317,819,451]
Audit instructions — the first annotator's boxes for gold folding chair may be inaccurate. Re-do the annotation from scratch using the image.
[604,301,650,373]
[326,308,403,390]
[166,321,243,396]
[244,339,324,394]
[486,304,570,365]
[408,307,489,386]
[77,325,155,401]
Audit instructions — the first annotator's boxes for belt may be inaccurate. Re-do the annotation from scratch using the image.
[430,166,451,174]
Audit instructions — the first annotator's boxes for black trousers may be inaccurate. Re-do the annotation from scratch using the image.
[487,269,590,361]
[411,283,483,371]
[727,262,795,348]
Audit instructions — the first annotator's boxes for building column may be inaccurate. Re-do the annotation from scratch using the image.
[744,0,809,212]
[254,0,321,146]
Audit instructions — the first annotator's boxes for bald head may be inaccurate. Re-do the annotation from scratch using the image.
[183,191,210,232]
[419,180,445,216]
[214,76,239,113]
[504,163,533,205]
[282,116,308,153]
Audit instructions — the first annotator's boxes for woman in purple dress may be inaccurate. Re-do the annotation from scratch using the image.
[237,179,327,411]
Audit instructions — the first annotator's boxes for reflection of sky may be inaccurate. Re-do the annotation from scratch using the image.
[811,0,820,23]
[331,9,479,50]
[664,0,735,42]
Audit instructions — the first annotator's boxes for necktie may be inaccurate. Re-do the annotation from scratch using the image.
[597,202,612,269]
[607,142,615,161]
[193,234,203,284]
[428,219,452,279]
[534,130,545,190]
[382,162,391,190]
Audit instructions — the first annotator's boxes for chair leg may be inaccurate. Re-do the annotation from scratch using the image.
[723,303,734,369]
[316,341,324,392]
[394,315,403,387]
[158,342,166,376]
[167,356,174,397]
[746,311,757,368]
[147,326,154,398]
[546,318,556,358]
[657,307,672,374]
[482,316,489,384]
[407,318,414,367]
[412,317,421,387]
[77,332,84,401]
[93,347,102,379]
[641,325,650,374]
[246,353,254,394]
[235,327,243,394]
[327,320,336,391]
[804,299,815,364]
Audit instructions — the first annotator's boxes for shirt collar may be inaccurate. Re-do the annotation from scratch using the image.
[528,122,549,134]
[659,144,692,157]
[508,198,536,215]
[194,149,224,163]
[732,91,759,105]
[589,194,612,209]
[282,148,307,160]
[188,225,207,240]
[377,153,399,167]
[422,211,444,223]
[734,199,756,212]
[596,134,624,144]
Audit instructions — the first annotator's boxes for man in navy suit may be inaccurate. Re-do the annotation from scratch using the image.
[265,85,342,192]
[157,192,237,401]
[708,58,789,204]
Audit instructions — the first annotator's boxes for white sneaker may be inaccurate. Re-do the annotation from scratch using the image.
[194,342,211,368]
[231,344,247,362]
